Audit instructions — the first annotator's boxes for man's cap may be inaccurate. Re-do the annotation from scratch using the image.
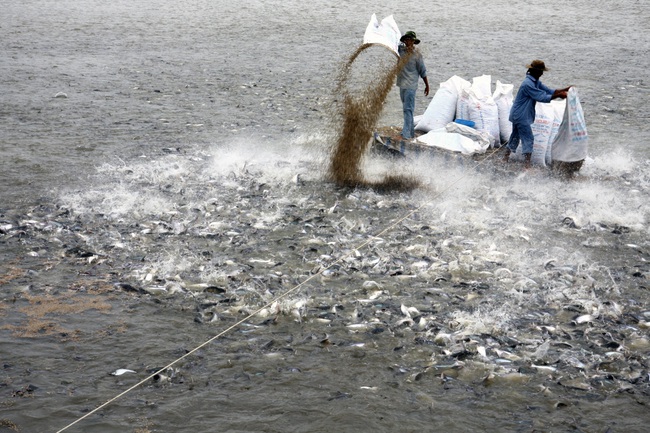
[400,31,420,44]
[526,60,549,71]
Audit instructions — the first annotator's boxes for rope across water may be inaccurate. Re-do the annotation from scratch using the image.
[54,147,501,433]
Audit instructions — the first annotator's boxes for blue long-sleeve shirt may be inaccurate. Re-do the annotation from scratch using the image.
[396,44,427,90]
[509,74,555,124]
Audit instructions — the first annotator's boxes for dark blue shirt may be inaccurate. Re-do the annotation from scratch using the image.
[509,74,555,124]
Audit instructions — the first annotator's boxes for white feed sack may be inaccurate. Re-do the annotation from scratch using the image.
[456,75,491,119]
[415,75,469,133]
[551,87,589,162]
[465,90,500,147]
[417,130,487,155]
[457,76,500,147]
[493,80,514,144]
[470,74,492,99]
[363,14,401,55]
[545,99,567,165]
[445,122,491,151]
[513,102,556,167]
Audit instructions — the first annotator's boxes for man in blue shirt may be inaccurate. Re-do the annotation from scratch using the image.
[503,60,570,168]
[396,31,429,140]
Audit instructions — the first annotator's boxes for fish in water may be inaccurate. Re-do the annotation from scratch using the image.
[111,369,136,376]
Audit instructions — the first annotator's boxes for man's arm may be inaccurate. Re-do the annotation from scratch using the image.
[525,82,555,103]
[551,89,568,99]
[423,76,430,96]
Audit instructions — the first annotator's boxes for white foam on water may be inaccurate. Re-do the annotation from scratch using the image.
[586,147,636,176]
[61,182,174,219]
[450,304,514,336]
[134,254,198,283]
[56,132,647,341]
[356,153,647,337]
[564,182,647,230]
[60,156,204,217]
[60,133,327,217]
[207,134,328,185]
[59,135,334,289]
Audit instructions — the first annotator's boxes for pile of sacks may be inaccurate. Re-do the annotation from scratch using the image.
[413,75,588,166]
[361,15,588,165]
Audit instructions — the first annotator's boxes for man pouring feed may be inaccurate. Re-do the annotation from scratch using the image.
[396,31,429,141]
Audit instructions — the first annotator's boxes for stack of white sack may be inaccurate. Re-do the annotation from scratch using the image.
[362,16,588,163]
[457,75,500,147]
[412,76,588,162]
[415,75,503,149]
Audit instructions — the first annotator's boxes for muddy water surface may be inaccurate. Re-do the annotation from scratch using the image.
[1,1,650,432]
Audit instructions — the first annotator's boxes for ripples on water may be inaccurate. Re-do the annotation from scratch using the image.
[1,0,650,432]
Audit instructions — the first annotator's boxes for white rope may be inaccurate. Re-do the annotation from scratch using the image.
[54,147,501,433]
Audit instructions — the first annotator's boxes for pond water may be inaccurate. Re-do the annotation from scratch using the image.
[1,1,649,432]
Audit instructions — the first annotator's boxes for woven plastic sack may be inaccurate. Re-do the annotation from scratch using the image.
[545,99,567,164]
[551,87,588,162]
[513,102,555,166]
[445,122,491,150]
[471,75,492,99]
[418,131,487,155]
[415,76,464,132]
[363,14,401,55]
[457,91,497,146]
[458,75,491,118]
[493,80,514,144]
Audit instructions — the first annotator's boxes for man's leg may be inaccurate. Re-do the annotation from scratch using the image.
[503,124,521,162]
[400,88,416,139]
[519,122,535,169]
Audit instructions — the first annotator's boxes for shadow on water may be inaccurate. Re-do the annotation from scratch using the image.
[328,43,421,192]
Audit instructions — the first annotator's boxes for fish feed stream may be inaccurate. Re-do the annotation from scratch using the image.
[1,1,649,432]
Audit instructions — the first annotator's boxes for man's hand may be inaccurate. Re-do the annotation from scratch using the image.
[552,89,568,99]
[424,85,430,96]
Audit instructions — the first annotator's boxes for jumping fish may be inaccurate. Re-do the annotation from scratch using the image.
[111,369,136,376]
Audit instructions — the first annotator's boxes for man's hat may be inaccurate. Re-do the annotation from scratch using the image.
[526,60,549,71]
[400,31,420,44]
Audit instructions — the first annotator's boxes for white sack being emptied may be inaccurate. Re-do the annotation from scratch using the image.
[363,14,401,55]
[551,87,588,162]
